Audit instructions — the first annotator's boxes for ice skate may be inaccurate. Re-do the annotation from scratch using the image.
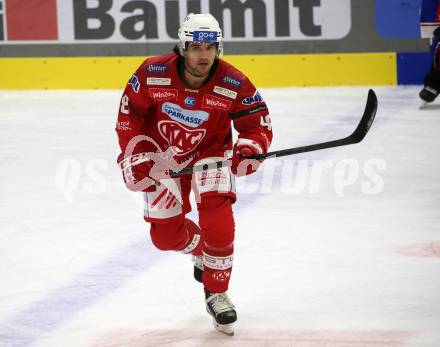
[419,100,429,110]
[192,255,203,283]
[419,85,439,104]
[205,289,237,336]
[419,63,440,108]
[419,85,439,109]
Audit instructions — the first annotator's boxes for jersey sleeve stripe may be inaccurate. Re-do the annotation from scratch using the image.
[229,105,268,119]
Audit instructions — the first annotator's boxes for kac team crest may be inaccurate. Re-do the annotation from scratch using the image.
[158,120,206,156]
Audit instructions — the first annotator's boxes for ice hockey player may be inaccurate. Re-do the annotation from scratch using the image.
[115,13,272,336]
[419,0,440,104]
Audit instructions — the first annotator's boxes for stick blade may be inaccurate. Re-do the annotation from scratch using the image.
[349,89,378,143]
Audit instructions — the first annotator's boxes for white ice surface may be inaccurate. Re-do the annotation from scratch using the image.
[0,86,439,347]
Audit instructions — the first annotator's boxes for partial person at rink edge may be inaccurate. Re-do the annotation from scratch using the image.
[115,13,273,335]
[419,0,440,103]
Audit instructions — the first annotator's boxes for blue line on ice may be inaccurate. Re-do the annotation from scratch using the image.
[0,241,160,347]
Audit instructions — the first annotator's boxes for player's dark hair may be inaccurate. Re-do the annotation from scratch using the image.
[173,44,180,56]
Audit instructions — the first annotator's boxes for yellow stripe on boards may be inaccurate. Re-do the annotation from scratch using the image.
[0,53,396,90]
[0,57,145,90]
[224,53,397,87]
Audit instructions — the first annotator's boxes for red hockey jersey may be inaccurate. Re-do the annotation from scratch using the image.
[116,52,272,167]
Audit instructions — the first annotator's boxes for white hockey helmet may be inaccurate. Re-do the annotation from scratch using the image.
[178,13,223,57]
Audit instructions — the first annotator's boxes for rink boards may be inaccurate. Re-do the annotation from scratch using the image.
[0,0,433,89]
[0,53,398,89]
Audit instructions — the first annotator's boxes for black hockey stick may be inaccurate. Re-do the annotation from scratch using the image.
[170,89,378,177]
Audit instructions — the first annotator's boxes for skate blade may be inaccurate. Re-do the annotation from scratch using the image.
[419,101,429,110]
[212,319,234,336]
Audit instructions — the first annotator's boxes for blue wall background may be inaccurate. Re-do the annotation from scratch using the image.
[375,0,434,84]
[376,0,422,38]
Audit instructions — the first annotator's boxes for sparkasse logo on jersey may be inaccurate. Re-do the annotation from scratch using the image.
[162,102,209,128]
[0,0,352,44]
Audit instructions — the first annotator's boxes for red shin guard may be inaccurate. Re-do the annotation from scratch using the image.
[198,196,235,293]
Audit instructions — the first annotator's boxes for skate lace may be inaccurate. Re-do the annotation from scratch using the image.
[206,293,235,315]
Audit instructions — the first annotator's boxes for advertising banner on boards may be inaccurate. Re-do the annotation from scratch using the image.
[0,0,352,44]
